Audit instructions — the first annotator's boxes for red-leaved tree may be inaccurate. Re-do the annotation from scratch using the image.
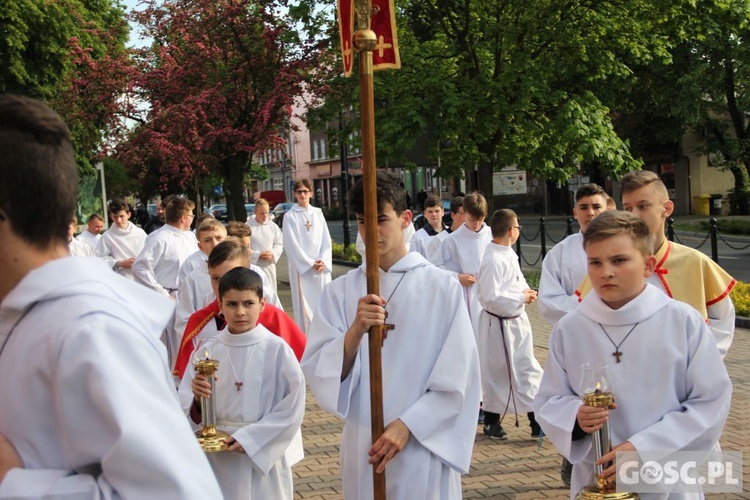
[120,0,330,219]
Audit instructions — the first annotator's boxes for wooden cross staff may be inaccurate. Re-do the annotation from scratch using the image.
[354,16,388,500]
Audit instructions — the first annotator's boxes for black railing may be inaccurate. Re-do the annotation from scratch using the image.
[512,216,750,269]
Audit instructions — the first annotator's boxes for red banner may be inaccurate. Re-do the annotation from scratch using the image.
[371,0,401,70]
[337,0,355,77]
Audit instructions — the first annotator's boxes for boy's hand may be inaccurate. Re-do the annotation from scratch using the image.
[368,419,410,474]
[191,373,214,400]
[523,288,538,305]
[0,434,22,483]
[341,294,387,381]
[313,260,326,272]
[576,402,617,434]
[224,436,246,455]
[119,258,135,269]
[597,440,636,485]
[351,294,387,335]
[259,250,273,262]
[458,273,476,287]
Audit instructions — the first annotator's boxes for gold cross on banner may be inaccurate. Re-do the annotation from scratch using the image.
[375,35,392,58]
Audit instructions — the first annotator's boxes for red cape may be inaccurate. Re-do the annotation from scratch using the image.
[174,300,306,379]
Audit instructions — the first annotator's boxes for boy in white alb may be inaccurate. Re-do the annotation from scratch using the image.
[538,183,608,326]
[173,218,228,350]
[67,216,94,257]
[534,211,732,499]
[0,94,222,498]
[438,192,492,338]
[248,198,284,294]
[133,196,198,299]
[180,267,305,500]
[409,195,446,257]
[95,198,147,279]
[576,171,736,358]
[302,172,480,499]
[173,238,306,381]
[75,213,103,250]
[477,209,543,440]
[426,195,465,266]
[282,178,332,333]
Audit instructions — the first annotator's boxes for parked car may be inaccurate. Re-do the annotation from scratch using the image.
[209,204,228,222]
[271,202,295,228]
[245,203,255,222]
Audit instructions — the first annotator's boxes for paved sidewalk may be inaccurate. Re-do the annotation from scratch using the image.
[275,256,749,499]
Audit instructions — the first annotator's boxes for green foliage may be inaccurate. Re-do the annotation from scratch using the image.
[730,281,750,317]
[523,269,541,290]
[77,172,104,221]
[700,218,750,235]
[331,242,362,264]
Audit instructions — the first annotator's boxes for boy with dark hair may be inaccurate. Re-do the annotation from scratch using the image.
[95,198,147,279]
[427,194,465,266]
[174,238,305,380]
[539,183,608,327]
[534,210,731,498]
[0,94,221,496]
[576,171,736,358]
[409,194,446,257]
[477,209,542,440]
[180,267,305,500]
[302,171,480,498]
[283,178,332,333]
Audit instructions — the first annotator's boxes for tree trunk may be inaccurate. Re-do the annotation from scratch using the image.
[224,153,249,221]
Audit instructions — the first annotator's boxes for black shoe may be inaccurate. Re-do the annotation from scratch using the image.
[528,411,541,438]
[560,456,572,487]
[478,408,485,425]
[483,422,508,440]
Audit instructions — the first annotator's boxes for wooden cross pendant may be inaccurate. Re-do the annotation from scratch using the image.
[235,382,243,391]
[381,323,395,345]
[612,350,623,363]
[305,219,312,231]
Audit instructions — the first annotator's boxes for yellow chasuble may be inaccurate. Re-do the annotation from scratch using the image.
[575,239,736,319]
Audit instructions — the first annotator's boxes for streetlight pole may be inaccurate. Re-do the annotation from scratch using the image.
[96,161,109,229]
[340,112,351,247]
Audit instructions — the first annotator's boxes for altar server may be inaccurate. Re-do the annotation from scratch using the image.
[0,94,222,498]
[95,198,147,280]
[302,172,480,499]
[282,178,332,333]
[538,183,608,326]
[438,192,492,338]
[133,196,198,299]
[248,198,284,294]
[477,209,543,440]
[576,171,736,358]
[534,211,732,499]
[180,267,305,500]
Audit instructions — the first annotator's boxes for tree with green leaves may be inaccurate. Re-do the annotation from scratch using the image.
[1,0,131,174]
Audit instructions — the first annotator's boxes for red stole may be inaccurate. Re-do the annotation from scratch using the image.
[174,300,307,379]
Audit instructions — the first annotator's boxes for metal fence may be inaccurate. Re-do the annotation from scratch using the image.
[514,217,750,269]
